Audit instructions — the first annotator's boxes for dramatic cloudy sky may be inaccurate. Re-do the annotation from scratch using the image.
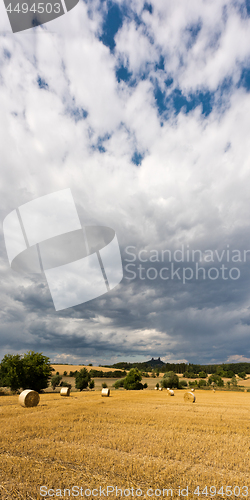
[1,0,250,366]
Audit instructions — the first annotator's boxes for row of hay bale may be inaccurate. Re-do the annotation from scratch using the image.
[19,387,111,407]
[155,386,195,401]
[18,386,195,408]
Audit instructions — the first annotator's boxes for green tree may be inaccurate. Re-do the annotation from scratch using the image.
[231,376,237,387]
[0,351,53,393]
[0,354,23,392]
[51,375,62,390]
[89,380,95,390]
[179,379,188,387]
[63,371,68,376]
[216,366,225,377]
[198,379,206,387]
[102,382,108,388]
[75,368,91,391]
[161,371,180,389]
[198,371,207,378]
[60,381,71,388]
[238,372,246,379]
[123,368,143,390]
[189,380,198,387]
[113,378,125,389]
[22,351,53,392]
[143,383,148,389]
[208,374,224,387]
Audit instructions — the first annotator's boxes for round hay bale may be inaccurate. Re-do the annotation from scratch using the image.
[101,388,110,397]
[167,389,174,396]
[19,389,40,408]
[184,392,196,403]
[191,388,195,392]
[154,386,158,390]
[60,387,70,397]
[159,387,162,391]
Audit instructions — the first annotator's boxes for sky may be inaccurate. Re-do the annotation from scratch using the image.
[1,0,250,366]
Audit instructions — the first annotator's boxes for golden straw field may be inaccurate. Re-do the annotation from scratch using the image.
[0,390,250,499]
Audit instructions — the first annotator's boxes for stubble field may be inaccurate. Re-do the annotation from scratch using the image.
[0,390,249,500]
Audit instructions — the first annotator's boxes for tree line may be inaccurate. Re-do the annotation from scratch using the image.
[0,351,248,394]
[107,361,250,376]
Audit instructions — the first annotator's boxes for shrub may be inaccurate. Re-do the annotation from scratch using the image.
[208,374,224,387]
[179,380,188,387]
[143,383,148,389]
[102,382,108,388]
[161,371,180,389]
[198,379,207,387]
[63,371,68,376]
[60,381,71,388]
[75,368,91,391]
[198,371,207,378]
[113,378,125,389]
[51,375,62,390]
[238,372,246,379]
[183,371,197,379]
[215,366,225,377]
[189,380,198,387]
[123,368,143,390]
[89,369,127,378]
[89,380,95,390]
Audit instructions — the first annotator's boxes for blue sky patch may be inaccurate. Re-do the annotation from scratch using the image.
[154,83,213,117]
[37,76,48,90]
[100,2,123,51]
[155,55,165,71]
[238,67,250,91]
[246,0,250,15]
[143,3,153,14]
[70,107,88,122]
[132,151,144,166]
[185,21,202,49]
[3,49,11,59]
[116,64,132,83]
[92,133,111,153]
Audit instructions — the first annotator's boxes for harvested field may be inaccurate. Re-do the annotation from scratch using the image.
[50,364,116,375]
[0,391,249,499]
